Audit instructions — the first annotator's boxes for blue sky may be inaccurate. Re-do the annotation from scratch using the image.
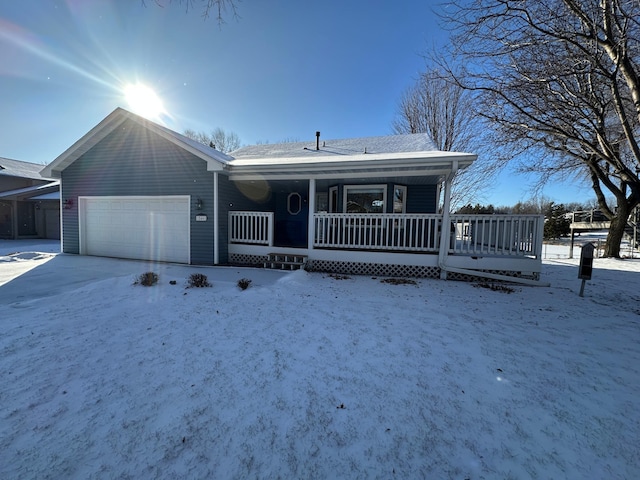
[0,0,595,206]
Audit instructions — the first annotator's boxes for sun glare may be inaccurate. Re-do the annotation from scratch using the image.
[123,83,165,120]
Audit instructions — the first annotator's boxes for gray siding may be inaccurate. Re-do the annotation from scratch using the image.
[406,185,438,213]
[61,119,215,264]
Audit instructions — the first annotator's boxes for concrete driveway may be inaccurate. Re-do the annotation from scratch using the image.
[0,239,288,304]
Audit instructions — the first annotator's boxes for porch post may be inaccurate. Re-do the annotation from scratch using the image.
[213,171,219,265]
[307,178,316,251]
[438,160,458,279]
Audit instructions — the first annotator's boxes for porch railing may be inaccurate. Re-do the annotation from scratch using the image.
[229,211,543,259]
[449,214,543,257]
[313,213,442,252]
[229,211,273,246]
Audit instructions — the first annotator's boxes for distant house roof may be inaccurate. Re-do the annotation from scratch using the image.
[0,181,60,199]
[0,157,52,181]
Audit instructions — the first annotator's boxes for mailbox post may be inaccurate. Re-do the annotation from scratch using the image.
[578,242,595,297]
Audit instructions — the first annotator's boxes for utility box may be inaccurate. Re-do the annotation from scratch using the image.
[578,242,595,280]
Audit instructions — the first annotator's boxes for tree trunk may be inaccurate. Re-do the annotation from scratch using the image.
[603,204,631,258]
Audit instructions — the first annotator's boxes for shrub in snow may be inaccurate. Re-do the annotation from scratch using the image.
[380,278,417,286]
[474,282,516,293]
[134,272,158,287]
[328,274,350,280]
[188,273,211,288]
[237,278,251,290]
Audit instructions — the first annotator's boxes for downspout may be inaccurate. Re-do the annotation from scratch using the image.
[438,160,457,280]
[213,171,219,265]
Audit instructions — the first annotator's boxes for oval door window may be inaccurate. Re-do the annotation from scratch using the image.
[287,192,302,215]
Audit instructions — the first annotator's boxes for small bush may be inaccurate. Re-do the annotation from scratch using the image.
[134,272,158,287]
[474,282,516,293]
[188,273,211,288]
[237,278,252,290]
[329,274,351,280]
[380,278,417,286]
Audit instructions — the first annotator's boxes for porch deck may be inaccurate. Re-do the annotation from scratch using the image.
[228,211,544,281]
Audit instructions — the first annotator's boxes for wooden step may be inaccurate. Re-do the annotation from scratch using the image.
[264,253,308,270]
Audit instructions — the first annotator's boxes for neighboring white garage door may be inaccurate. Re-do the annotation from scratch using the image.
[79,196,190,263]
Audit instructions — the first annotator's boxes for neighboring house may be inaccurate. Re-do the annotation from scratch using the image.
[41,108,544,282]
[0,157,60,240]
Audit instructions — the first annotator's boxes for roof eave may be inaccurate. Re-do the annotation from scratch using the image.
[226,152,476,180]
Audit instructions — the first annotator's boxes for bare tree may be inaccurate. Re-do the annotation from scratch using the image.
[184,127,241,153]
[393,68,502,209]
[441,0,640,257]
[144,0,239,23]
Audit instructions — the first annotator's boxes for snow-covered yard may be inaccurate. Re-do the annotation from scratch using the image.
[1,239,639,479]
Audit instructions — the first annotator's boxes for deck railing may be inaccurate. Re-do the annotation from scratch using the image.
[229,211,543,259]
[313,213,441,252]
[450,214,543,257]
[229,211,273,246]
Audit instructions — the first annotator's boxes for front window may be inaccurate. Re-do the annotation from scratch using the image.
[329,186,338,213]
[315,192,328,212]
[393,185,407,213]
[343,185,387,213]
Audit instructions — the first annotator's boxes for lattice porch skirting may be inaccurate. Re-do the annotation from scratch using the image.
[229,253,539,282]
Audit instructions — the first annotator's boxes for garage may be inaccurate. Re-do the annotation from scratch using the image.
[79,196,190,263]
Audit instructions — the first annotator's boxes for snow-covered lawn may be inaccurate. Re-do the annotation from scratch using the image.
[1,239,639,479]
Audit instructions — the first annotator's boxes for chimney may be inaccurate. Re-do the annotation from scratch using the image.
[316,131,320,150]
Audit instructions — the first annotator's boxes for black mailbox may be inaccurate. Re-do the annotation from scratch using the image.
[578,242,595,280]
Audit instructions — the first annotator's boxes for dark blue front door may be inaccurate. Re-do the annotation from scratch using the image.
[274,191,308,247]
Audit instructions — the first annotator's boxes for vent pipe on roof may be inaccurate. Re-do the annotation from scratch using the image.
[316,131,320,150]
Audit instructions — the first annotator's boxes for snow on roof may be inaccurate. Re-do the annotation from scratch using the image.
[40,107,473,181]
[151,120,234,164]
[0,157,52,181]
[229,133,437,160]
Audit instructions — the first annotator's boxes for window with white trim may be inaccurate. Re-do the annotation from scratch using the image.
[343,185,387,213]
[287,192,301,215]
[329,186,338,213]
[315,192,328,212]
[393,185,407,213]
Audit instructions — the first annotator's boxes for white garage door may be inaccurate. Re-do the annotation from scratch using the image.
[79,196,190,263]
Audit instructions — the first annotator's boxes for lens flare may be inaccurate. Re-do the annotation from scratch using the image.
[123,83,165,120]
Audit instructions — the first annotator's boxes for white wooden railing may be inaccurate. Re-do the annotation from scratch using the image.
[450,214,543,257]
[313,213,442,252]
[229,211,543,259]
[229,211,273,246]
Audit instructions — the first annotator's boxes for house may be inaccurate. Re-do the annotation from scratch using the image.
[0,157,60,240]
[41,108,544,283]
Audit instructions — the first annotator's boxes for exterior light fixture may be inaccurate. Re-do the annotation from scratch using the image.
[196,198,203,210]
[63,198,74,209]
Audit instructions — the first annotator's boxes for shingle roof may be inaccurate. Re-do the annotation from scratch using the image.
[0,157,52,180]
[152,121,233,163]
[229,133,437,160]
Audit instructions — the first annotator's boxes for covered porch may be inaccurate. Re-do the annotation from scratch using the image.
[220,141,544,282]
[227,203,544,282]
